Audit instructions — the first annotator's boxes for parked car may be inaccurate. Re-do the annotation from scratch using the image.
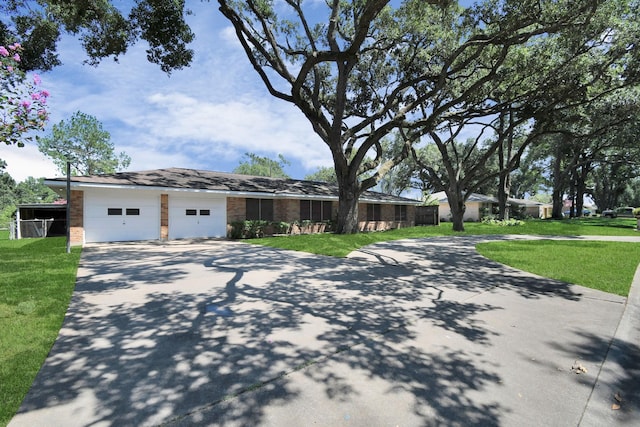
[601,207,635,218]
[563,208,592,217]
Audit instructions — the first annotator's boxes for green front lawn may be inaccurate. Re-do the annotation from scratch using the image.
[476,240,640,297]
[251,217,639,257]
[251,218,640,296]
[0,237,81,426]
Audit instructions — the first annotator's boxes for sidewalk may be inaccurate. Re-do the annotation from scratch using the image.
[580,262,640,425]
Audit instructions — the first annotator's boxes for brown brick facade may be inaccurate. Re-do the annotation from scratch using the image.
[226,197,245,223]
[160,194,168,240]
[357,202,415,232]
[69,190,84,245]
[225,197,413,235]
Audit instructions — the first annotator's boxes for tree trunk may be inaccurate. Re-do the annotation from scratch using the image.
[551,145,565,219]
[552,188,564,219]
[446,189,466,232]
[497,171,510,220]
[575,161,590,217]
[335,179,360,234]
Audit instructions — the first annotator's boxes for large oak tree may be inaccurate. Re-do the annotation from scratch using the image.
[5,0,638,232]
[217,0,638,232]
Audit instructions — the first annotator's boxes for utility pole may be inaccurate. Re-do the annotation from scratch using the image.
[66,160,71,254]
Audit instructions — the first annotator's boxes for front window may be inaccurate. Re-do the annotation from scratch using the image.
[394,205,407,221]
[367,204,381,221]
[300,200,332,221]
[246,199,274,221]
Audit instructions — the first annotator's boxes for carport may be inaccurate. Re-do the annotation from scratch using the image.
[12,203,67,239]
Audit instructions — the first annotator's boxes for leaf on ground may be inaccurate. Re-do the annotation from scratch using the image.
[571,361,588,374]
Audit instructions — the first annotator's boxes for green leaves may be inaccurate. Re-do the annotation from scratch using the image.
[0,0,195,73]
[233,152,291,178]
[37,111,131,176]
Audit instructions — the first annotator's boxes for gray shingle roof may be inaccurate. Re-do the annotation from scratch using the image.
[45,168,420,204]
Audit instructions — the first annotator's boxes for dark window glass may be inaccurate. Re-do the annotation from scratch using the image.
[300,200,332,221]
[300,200,311,220]
[311,200,323,221]
[395,205,407,221]
[323,201,332,222]
[126,208,140,216]
[367,204,381,221]
[246,199,260,220]
[200,209,210,216]
[186,209,197,216]
[108,208,122,216]
[261,199,274,221]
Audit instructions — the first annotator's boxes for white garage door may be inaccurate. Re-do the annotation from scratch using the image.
[84,189,160,243]
[169,194,226,239]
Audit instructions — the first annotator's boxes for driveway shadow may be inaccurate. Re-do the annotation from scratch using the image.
[11,238,624,426]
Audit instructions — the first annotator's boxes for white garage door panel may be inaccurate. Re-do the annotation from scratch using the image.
[85,190,160,243]
[169,195,226,239]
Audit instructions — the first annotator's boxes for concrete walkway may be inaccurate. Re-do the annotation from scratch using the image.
[9,235,640,426]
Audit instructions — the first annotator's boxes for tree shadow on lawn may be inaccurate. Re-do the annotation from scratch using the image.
[351,235,585,301]
[14,239,590,426]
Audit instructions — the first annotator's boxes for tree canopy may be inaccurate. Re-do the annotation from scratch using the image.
[0,0,194,73]
[233,152,291,178]
[4,0,639,231]
[37,111,131,176]
[218,0,639,232]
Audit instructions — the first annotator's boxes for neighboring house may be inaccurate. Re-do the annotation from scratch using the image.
[44,168,421,245]
[434,192,552,222]
[509,197,553,219]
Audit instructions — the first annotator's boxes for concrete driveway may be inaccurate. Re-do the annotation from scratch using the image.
[9,236,639,426]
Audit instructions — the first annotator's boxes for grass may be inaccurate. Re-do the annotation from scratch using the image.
[476,240,640,297]
[251,217,639,257]
[250,217,640,296]
[0,237,81,426]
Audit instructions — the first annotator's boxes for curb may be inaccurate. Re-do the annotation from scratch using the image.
[579,262,640,426]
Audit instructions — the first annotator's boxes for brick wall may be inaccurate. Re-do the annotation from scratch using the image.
[227,197,413,235]
[160,194,168,240]
[69,190,84,245]
[227,197,245,223]
[275,199,299,222]
[357,202,415,232]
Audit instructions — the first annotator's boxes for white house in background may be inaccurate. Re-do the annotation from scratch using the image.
[434,192,553,222]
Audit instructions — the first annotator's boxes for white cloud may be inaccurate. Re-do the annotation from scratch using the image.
[12,1,335,181]
[2,144,61,182]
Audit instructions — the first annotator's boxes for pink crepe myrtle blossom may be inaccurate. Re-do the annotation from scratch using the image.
[0,44,50,146]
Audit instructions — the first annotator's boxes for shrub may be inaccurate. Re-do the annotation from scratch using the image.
[481,217,525,226]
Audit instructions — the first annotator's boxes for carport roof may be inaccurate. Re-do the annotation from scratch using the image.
[45,167,421,204]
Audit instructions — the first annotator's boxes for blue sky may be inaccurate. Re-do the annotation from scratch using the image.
[3,1,332,182]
